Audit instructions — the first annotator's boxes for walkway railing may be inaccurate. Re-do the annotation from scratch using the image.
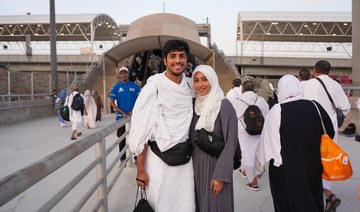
[0,94,53,102]
[0,117,131,211]
[212,43,241,78]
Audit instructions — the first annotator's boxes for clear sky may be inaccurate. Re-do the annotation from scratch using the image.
[0,0,352,55]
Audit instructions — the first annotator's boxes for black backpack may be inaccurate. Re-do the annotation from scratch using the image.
[71,93,84,111]
[240,97,265,135]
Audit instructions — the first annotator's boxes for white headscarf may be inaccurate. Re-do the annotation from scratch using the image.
[258,74,304,167]
[277,74,304,103]
[192,65,224,131]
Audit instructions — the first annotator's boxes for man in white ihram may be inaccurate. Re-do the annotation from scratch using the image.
[301,60,350,212]
[129,39,195,211]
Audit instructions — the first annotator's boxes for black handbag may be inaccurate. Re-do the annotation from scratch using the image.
[60,105,70,121]
[148,140,193,166]
[133,187,154,212]
[315,78,345,127]
[195,128,242,170]
[335,108,345,128]
[194,128,224,158]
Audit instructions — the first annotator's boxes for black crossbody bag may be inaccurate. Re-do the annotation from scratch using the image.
[148,140,193,166]
[194,128,241,170]
[315,78,345,127]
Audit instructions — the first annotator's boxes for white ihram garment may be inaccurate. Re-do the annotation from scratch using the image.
[233,91,269,182]
[65,91,82,131]
[129,72,195,212]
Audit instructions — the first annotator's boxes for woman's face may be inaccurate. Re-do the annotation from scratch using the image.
[193,71,211,96]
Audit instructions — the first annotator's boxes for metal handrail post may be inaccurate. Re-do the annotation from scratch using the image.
[95,138,108,212]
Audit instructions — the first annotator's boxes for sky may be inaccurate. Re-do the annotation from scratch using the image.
[0,0,352,56]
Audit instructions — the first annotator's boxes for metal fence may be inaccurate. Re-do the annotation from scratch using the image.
[0,94,53,102]
[0,117,131,212]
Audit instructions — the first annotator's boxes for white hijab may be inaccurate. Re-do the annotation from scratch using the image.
[258,74,304,167]
[192,65,224,132]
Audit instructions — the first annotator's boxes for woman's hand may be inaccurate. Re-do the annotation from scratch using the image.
[210,180,224,196]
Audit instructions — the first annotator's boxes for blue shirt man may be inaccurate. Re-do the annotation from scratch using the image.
[109,66,141,160]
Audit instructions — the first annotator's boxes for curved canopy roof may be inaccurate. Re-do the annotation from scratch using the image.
[105,13,212,63]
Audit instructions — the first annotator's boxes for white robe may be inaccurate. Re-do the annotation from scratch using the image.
[232,91,269,182]
[65,91,83,131]
[301,75,350,143]
[226,86,242,104]
[129,72,195,212]
[83,90,97,129]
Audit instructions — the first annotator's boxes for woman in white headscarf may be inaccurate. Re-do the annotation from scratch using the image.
[257,74,334,212]
[189,65,239,212]
[83,89,97,129]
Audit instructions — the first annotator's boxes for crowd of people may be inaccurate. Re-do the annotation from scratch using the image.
[54,39,351,212]
[54,85,104,140]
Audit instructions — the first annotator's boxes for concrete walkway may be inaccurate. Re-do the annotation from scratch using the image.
[0,112,359,212]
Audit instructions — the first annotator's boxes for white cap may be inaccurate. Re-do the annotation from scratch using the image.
[119,67,129,73]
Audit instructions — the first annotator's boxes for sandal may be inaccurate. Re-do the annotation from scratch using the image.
[325,194,341,212]
[246,183,260,191]
[70,137,77,140]
[239,169,247,178]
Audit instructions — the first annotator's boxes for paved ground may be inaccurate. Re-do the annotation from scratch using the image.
[0,111,359,212]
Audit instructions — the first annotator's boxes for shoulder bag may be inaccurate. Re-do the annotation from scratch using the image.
[59,96,70,121]
[195,128,242,170]
[315,78,345,127]
[148,140,193,166]
[312,101,353,181]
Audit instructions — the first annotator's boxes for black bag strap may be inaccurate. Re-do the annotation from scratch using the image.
[315,77,336,110]
[239,96,258,106]
[134,186,147,209]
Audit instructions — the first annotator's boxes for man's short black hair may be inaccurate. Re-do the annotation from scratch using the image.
[242,80,254,92]
[232,78,242,87]
[163,39,190,59]
[299,68,311,81]
[314,60,331,74]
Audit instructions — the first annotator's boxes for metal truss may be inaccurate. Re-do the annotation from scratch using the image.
[238,41,352,58]
[0,14,122,53]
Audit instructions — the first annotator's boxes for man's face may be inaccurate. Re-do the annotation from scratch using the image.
[119,70,129,82]
[163,50,187,77]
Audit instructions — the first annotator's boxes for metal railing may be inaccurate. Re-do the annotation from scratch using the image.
[0,94,53,102]
[212,43,241,78]
[68,56,105,92]
[0,117,131,211]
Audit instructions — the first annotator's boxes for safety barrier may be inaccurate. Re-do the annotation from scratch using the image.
[0,117,131,212]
